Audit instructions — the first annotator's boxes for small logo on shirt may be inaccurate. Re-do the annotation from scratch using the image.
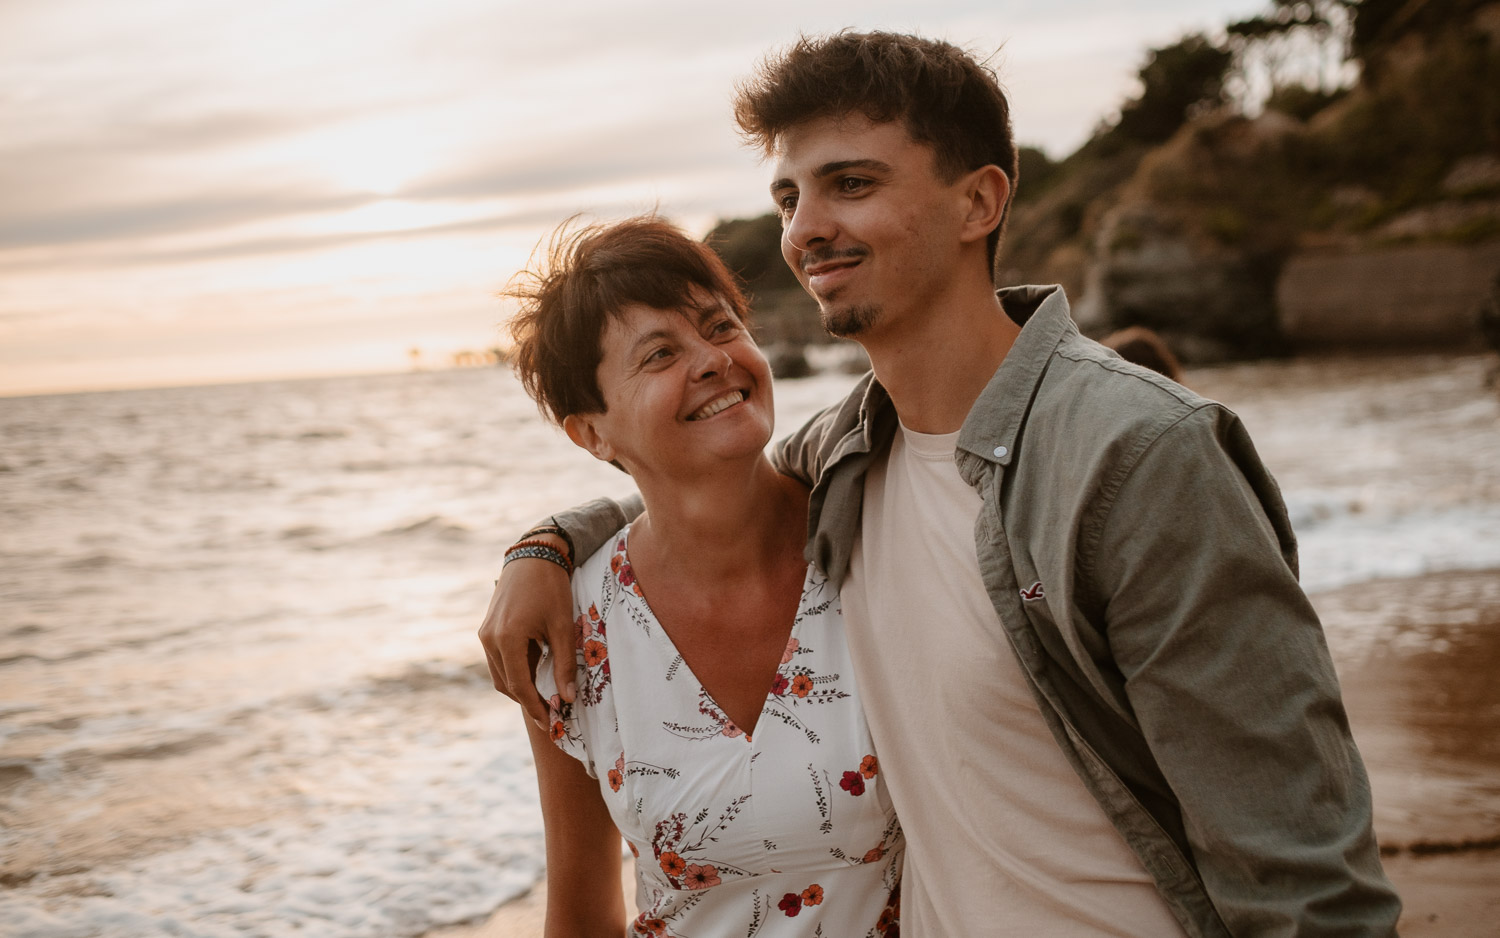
[1019,581,1045,602]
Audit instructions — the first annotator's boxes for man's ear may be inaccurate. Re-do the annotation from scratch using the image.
[563,413,616,464]
[959,164,1010,245]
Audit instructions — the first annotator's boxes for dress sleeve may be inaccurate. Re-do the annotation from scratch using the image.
[535,637,595,777]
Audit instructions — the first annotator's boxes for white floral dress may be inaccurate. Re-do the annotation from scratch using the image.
[538,523,903,937]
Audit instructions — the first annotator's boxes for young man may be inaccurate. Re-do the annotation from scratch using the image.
[483,32,1400,936]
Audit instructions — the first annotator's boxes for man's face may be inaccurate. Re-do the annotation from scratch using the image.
[769,114,973,341]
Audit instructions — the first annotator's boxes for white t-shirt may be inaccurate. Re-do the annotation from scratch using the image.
[842,423,1186,936]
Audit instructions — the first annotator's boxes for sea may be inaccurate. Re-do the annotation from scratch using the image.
[2,354,1499,937]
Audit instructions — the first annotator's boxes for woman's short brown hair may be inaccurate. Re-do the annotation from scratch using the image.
[506,216,752,424]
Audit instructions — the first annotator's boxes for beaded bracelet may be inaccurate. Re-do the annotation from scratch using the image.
[502,540,574,575]
[522,519,576,565]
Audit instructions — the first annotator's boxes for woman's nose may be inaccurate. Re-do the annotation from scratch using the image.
[692,338,734,379]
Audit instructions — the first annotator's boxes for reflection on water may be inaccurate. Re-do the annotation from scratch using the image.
[1,355,1497,935]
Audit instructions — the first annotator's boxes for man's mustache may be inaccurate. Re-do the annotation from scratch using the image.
[800,246,869,273]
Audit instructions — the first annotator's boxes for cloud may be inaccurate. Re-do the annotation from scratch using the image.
[0,186,374,250]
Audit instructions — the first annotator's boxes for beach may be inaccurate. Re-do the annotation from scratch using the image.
[2,354,1498,936]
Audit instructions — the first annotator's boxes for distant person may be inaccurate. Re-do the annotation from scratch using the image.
[1101,325,1183,382]
[503,217,901,935]
[484,31,1400,935]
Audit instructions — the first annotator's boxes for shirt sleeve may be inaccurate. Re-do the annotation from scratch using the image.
[525,495,644,568]
[1085,404,1401,934]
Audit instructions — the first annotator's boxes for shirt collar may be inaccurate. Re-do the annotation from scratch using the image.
[956,284,1075,467]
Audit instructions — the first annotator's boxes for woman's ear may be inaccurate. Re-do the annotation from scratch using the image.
[959,164,1010,245]
[563,413,616,465]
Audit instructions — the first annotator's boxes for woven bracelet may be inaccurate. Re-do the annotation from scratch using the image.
[502,543,573,574]
[523,519,576,565]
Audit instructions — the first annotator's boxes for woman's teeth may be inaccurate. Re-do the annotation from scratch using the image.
[689,391,745,421]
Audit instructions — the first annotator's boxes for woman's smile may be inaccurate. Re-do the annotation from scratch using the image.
[687,390,748,421]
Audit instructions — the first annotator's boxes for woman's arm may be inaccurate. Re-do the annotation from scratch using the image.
[525,717,628,938]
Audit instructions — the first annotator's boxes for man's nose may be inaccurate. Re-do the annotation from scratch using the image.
[784,195,835,253]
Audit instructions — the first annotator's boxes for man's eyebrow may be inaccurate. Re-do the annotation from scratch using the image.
[769,159,893,196]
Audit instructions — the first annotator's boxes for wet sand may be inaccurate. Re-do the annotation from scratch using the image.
[1318,568,1500,935]
[432,567,1500,937]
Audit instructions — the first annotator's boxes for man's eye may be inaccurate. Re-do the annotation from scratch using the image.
[775,193,798,216]
[839,177,868,193]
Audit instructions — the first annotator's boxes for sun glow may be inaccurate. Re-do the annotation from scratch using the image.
[284,119,438,197]
[324,199,454,235]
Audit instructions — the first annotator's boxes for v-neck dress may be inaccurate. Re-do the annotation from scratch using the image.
[537,523,903,937]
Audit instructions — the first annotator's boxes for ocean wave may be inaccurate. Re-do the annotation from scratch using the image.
[296,428,349,441]
[1297,504,1500,595]
[99,731,225,763]
[0,623,202,666]
[0,729,545,938]
[278,524,329,541]
[362,661,490,697]
[61,552,125,572]
[376,515,473,542]
[0,762,35,791]
[245,427,351,445]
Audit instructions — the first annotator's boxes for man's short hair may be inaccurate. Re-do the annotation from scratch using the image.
[506,216,752,425]
[733,30,1019,271]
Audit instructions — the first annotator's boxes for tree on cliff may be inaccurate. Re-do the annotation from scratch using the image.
[704,213,799,300]
[1348,0,1494,73]
[1109,34,1234,145]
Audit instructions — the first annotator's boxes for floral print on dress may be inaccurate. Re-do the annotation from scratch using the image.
[610,537,645,598]
[536,522,902,935]
[570,602,612,707]
[649,794,754,892]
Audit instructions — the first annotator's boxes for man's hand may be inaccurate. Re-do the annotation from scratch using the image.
[479,534,576,728]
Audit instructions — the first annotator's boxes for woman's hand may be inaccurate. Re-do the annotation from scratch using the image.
[480,536,578,728]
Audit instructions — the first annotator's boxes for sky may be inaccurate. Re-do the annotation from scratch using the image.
[0,0,1270,397]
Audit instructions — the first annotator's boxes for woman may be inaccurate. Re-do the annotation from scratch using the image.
[505,216,901,937]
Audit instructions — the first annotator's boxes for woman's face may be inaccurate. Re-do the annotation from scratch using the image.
[564,293,775,482]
